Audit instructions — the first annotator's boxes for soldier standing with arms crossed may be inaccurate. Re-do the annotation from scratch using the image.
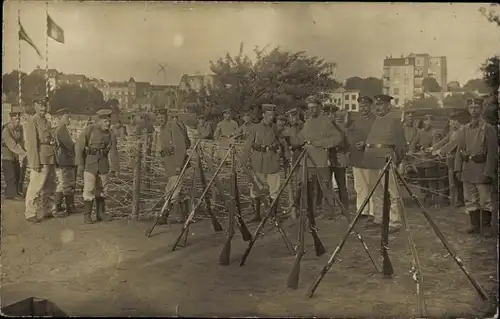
[156,109,191,224]
[24,97,58,223]
[76,109,119,224]
[361,94,405,233]
[453,98,497,237]
[2,106,27,200]
[52,109,78,217]
[239,104,283,223]
[345,96,376,219]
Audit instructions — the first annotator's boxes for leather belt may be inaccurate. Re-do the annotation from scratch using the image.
[252,144,279,152]
[366,144,395,149]
[40,142,55,146]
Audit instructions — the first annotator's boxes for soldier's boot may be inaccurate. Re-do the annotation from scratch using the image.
[83,200,94,224]
[52,192,68,218]
[156,201,173,225]
[467,210,480,234]
[64,194,79,215]
[481,211,493,238]
[250,198,262,223]
[17,181,25,197]
[95,197,111,222]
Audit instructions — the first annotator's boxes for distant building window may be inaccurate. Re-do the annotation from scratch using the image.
[395,98,400,105]
[393,88,400,95]
[405,58,409,65]
[344,104,349,109]
[404,88,409,95]
[352,104,358,111]
[404,78,409,85]
[351,94,356,100]
[345,95,350,100]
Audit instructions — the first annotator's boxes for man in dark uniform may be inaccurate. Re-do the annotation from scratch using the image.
[232,111,254,141]
[298,97,344,219]
[409,114,441,205]
[52,108,78,217]
[239,104,283,222]
[361,94,405,233]
[76,109,119,224]
[454,98,497,237]
[156,108,192,224]
[2,106,26,200]
[345,96,376,219]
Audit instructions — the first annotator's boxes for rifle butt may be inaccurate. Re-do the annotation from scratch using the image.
[382,252,394,277]
[218,240,231,266]
[238,220,252,241]
[239,241,254,266]
[286,254,303,289]
[172,227,188,251]
[312,232,326,257]
[211,215,223,232]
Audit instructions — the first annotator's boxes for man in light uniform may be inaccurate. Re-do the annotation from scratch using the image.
[156,109,191,224]
[2,106,27,200]
[24,96,58,223]
[298,98,344,219]
[361,94,405,233]
[214,109,239,140]
[239,104,283,222]
[52,108,78,217]
[454,98,497,237]
[232,111,254,141]
[345,96,376,219]
[196,114,214,140]
[76,109,119,224]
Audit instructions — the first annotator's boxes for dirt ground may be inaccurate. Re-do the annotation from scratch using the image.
[1,196,498,317]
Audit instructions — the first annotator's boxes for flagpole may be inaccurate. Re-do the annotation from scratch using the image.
[18,7,22,108]
[45,1,49,100]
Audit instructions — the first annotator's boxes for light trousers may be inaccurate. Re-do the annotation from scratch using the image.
[352,167,375,216]
[83,172,109,201]
[25,164,56,219]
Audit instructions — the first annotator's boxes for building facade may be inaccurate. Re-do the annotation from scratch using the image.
[326,88,361,112]
[383,53,448,107]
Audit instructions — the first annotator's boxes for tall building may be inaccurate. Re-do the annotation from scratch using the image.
[383,53,447,107]
[326,88,361,112]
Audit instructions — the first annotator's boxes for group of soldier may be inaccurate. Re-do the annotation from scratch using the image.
[2,93,497,238]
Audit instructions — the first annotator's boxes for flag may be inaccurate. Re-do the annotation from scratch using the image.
[18,19,43,59]
[47,14,64,44]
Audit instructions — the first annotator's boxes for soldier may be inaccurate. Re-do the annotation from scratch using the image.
[454,98,497,237]
[214,109,239,140]
[239,104,283,222]
[298,98,344,219]
[2,106,27,200]
[231,111,253,141]
[431,111,466,207]
[409,114,441,205]
[196,114,214,140]
[276,114,288,134]
[75,109,119,224]
[156,109,192,224]
[24,96,58,223]
[345,96,376,219]
[361,94,405,233]
[403,112,418,147]
[51,108,78,217]
[112,120,128,139]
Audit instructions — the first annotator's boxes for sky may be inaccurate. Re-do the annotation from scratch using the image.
[3,1,500,86]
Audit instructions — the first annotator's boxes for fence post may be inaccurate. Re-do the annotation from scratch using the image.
[131,131,143,220]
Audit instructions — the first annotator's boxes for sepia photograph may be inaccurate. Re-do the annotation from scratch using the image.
[1,1,499,317]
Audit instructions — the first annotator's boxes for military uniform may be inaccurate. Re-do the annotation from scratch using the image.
[409,115,441,204]
[157,109,191,224]
[232,112,254,141]
[454,99,497,235]
[214,109,239,140]
[362,95,405,232]
[298,99,344,218]
[240,104,282,222]
[112,122,128,139]
[75,109,119,224]
[24,97,58,222]
[51,109,78,217]
[196,117,214,140]
[346,96,376,218]
[2,107,27,199]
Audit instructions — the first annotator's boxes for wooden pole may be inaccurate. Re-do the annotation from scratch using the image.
[131,130,143,220]
[144,127,152,192]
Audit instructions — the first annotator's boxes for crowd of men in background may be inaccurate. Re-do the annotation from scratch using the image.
[2,94,497,238]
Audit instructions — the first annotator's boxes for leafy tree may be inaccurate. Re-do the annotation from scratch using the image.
[184,43,340,117]
[422,77,442,92]
[462,78,490,94]
[443,92,476,108]
[479,4,500,27]
[51,84,105,115]
[106,98,120,114]
[480,56,499,97]
[408,96,440,109]
[344,77,383,97]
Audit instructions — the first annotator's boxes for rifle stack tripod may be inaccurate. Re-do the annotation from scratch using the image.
[144,142,490,317]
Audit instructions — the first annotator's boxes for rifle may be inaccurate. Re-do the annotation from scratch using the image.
[287,155,308,289]
[219,147,237,265]
[381,157,394,277]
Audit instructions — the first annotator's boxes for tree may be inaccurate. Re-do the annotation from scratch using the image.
[479,4,500,27]
[480,56,499,97]
[106,98,120,114]
[344,77,383,97]
[408,96,440,109]
[51,84,105,115]
[462,78,490,94]
[422,77,442,93]
[185,43,340,116]
[443,92,476,108]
